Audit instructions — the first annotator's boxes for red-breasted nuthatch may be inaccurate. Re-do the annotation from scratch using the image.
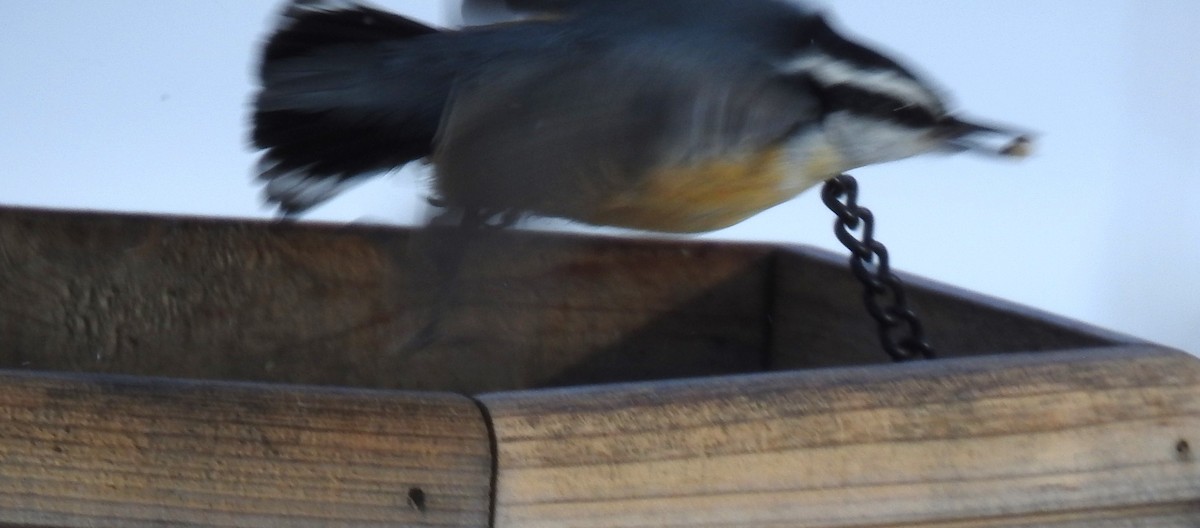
[253,0,1030,232]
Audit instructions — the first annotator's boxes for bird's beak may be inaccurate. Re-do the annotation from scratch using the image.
[938,116,1033,159]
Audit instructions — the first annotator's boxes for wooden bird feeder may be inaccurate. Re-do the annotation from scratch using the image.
[0,205,1196,527]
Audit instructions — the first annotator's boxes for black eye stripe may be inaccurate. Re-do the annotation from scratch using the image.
[790,13,948,127]
[822,84,940,127]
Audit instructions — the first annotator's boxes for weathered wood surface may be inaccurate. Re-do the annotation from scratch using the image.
[0,207,772,393]
[0,370,492,528]
[0,206,1135,394]
[5,347,1196,528]
[3,206,1188,526]
[482,346,1200,528]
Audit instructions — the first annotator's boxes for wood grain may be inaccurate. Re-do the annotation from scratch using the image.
[0,371,492,528]
[0,206,1194,526]
[0,207,772,393]
[0,206,1142,395]
[481,346,1200,528]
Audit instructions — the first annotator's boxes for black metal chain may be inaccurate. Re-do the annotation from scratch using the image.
[821,174,935,362]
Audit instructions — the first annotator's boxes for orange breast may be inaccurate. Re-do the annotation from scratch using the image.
[584,146,834,233]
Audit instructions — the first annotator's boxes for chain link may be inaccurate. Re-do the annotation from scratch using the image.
[821,174,935,362]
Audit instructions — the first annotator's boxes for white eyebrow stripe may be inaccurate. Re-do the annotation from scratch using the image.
[781,54,943,112]
[288,0,362,13]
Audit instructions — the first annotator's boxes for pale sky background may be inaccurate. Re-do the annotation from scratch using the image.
[2,1,1197,355]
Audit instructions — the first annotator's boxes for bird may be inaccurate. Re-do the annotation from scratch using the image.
[252,0,1030,233]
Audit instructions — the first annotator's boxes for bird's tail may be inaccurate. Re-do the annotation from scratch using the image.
[252,0,449,216]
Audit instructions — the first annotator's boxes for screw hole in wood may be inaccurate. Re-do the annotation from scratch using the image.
[408,487,427,512]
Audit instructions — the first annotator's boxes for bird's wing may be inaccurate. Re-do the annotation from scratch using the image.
[431,34,821,222]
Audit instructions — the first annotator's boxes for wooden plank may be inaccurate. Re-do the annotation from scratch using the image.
[480,346,1200,528]
[0,371,492,528]
[0,206,1147,394]
[0,206,772,393]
